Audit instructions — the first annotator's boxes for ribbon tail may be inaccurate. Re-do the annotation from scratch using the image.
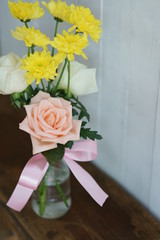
[7,154,49,212]
[64,157,108,206]
[7,184,34,212]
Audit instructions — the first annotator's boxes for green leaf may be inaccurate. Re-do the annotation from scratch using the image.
[10,91,28,109]
[11,100,21,109]
[70,101,77,107]
[72,108,79,116]
[82,121,87,127]
[42,144,65,166]
[70,95,90,122]
[79,110,90,122]
[25,86,32,99]
[80,128,103,141]
[51,89,66,98]
[65,141,74,149]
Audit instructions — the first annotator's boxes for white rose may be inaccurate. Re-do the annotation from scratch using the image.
[56,61,98,96]
[0,53,27,95]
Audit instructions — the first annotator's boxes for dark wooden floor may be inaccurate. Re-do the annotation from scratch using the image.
[0,95,160,240]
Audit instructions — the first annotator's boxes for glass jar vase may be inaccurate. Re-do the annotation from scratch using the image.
[31,159,71,219]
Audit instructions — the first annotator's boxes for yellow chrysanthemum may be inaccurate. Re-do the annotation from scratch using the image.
[11,26,50,49]
[68,5,102,43]
[20,51,58,84]
[53,52,66,65]
[51,30,89,61]
[42,0,70,22]
[8,0,44,22]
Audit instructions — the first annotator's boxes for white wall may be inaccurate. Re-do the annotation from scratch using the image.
[1,0,160,219]
[97,0,160,220]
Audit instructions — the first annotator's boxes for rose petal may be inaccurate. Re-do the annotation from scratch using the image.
[31,135,57,155]
[31,91,50,104]
[20,92,82,154]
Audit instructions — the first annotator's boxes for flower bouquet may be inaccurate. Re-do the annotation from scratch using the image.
[1,0,108,219]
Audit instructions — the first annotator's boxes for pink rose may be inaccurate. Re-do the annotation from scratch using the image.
[19,91,82,154]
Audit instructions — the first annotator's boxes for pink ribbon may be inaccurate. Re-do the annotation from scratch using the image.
[7,140,108,211]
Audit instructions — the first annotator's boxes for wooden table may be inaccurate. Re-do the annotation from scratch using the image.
[0,95,160,240]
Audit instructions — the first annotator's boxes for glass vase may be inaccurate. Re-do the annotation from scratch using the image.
[31,159,71,219]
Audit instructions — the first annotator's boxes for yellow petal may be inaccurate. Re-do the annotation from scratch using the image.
[68,53,74,61]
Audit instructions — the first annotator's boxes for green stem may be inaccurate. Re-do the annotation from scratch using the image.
[31,46,34,54]
[72,94,87,110]
[25,85,32,99]
[71,103,81,111]
[54,179,69,208]
[24,21,29,28]
[22,91,26,100]
[48,20,59,91]
[36,85,40,91]
[41,79,46,92]
[51,20,59,57]
[37,176,46,216]
[67,60,70,98]
[28,47,31,57]
[47,80,52,92]
[51,58,68,95]
[29,84,34,96]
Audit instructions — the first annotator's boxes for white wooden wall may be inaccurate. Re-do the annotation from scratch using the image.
[1,0,160,219]
[96,0,160,220]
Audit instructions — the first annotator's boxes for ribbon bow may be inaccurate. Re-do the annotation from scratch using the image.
[7,140,108,211]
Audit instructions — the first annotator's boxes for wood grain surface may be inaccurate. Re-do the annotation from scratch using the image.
[0,95,160,240]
